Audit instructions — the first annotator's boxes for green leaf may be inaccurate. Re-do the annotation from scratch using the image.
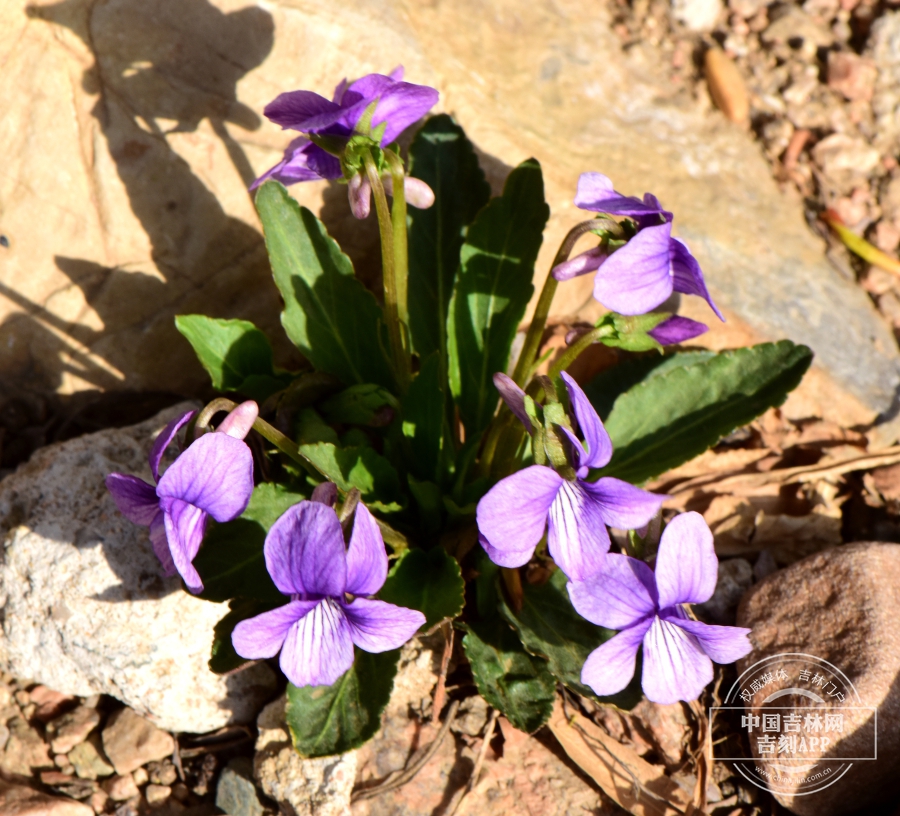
[319,384,399,426]
[463,621,556,733]
[210,598,280,674]
[447,159,549,440]
[408,115,491,363]
[594,341,813,484]
[402,353,449,484]
[174,315,289,401]
[255,181,395,389]
[195,483,307,603]
[499,570,641,709]
[379,548,464,630]
[285,649,399,757]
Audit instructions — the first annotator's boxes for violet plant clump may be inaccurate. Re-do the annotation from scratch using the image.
[107,66,813,757]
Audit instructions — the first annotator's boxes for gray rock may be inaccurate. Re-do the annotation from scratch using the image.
[736,542,900,815]
[217,757,265,816]
[69,734,115,781]
[0,404,277,734]
[696,557,753,624]
[254,697,356,816]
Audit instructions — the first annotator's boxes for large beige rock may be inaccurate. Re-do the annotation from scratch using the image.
[0,403,277,734]
[1,0,896,424]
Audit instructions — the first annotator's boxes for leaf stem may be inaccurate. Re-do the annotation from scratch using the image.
[547,326,612,380]
[364,150,410,392]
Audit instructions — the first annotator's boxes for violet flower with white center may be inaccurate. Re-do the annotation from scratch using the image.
[231,495,425,688]
[105,402,257,593]
[251,66,438,218]
[476,372,664,581]
[553,173,724,320]
[568,511,753,704]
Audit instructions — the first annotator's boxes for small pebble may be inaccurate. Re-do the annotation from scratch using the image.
[103,773,140,802]
[145,784,172,807]
[171,782,190,802]
[148,760,178,786]
[47,705,101,754]
[14,690,29,707]
[89,790,109,815]
[30,686,76,722]
[132,766,148,786]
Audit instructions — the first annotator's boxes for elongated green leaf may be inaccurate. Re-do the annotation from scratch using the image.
[379,548,464,630]
[447,160,549,440]
[463,621,556,733]
[594,341,813,484]
[174,315,289,401]
[195,483,306,603]
[499,570,641,709]
[408,115,491,362]
[319,384,398,426]
[285,649,399,757]
[402,353,449,484]
[255,181,394,389]
[210,598,281,674]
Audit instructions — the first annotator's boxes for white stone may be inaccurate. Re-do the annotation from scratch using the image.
[672,0,723,31]
[0,404,276,734]
[254,696,357,816]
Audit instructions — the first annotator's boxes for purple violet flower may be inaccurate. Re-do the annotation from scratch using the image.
[231,495,425,687]
[251,66,439,218]
[568,511,753,704]
[476,372,664,581]
[553,173,724,320]
[646,315,708,346]
[105,402,257,593]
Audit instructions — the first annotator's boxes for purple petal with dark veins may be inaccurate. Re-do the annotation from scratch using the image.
[655,511,718,608]
[156,433,254,523]
[642,615,714,704]
[561,372,613,470]
[343,598,426,652]
[478,532,535,570]
[149,512,176,577]
[664,616,753,664]
[250,138,329,190]
[232,600,318,659]
[149,410,196,483]
[580,477,664,532]
[574,172,666,219]
[580,618,652,697]
[476,466,563,568]
[160,497,207,593]
[568,554,658,629]
[264,501,347,599]
[493,372,531,429]
[647,315,708,346]
[279,598,355,687]
[264,90,345,132]
[670,238,724,320]
[105,473,159,526]
[593,222,674,315]
[547,480,613,580]
[345,503,388,597]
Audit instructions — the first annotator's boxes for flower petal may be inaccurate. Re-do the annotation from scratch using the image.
[264,501,347,598]
[232,600,317,659]
[343,598,426,652]
[581,478,665,531]
[670,238,724,320]
[567,554,658,628]
[156,433,254,523]
[647,315,708,345]
[217,401,258,440]
[344,76,439,143]
[250,138,333,190]
[160,498,207,593]
[149,409,195,483]
[279,598,355,687]
[655,511,718,608]
[476,466,563,568]
[667,616,753,664]
[345,503,388,597]
[311,481,338,507]
[593,222,674,316]
[547,480,612,580]
[149,512,176,577]
[493,373,531,429]
[264,90,345,132]
[580,619,652,697]
[642,616,713,704]
[402,177,435,209]
[574,172,665,219]
[552,247,607,282]
[561,372,612,470]
[105,473,159,525]
[348,172,372,219]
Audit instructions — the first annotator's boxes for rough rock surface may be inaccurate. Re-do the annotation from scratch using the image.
[0,777,93,816]
[0,404,277,733]
[101,708,174,776]
[254,696,357,816]
[736,542,900,816]
[216,757,265,816]
[1,0,897,421]
[46,706,100,755]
